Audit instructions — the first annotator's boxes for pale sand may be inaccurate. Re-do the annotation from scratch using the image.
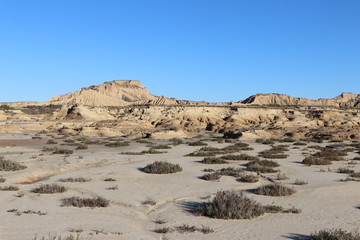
[0,133,359,240]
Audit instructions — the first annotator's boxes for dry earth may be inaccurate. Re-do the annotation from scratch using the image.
[1,132,360,239]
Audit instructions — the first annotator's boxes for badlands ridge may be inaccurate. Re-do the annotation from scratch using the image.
[1,80,359,139]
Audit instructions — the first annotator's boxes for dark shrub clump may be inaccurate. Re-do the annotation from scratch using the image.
[0,158,27,171]
[309,228,360,240]
[196,190,265,219]
[144,161,182,174]
[255,184,296,196]
[61,196,110,208]
[31,184,67,194]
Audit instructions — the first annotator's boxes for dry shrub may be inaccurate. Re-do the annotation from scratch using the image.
[188,141,208,146]
[309,228,360,240]
[144,161,182,174]
[31,184,67,194]
[337,168,355,174]
[0,158,27,171]
[61,196,109,208]
[0,185,19,191]
[303,157,331,166]
[237,174,259,183]
[201,157,228,164]
[202,172,221,181]
[59,177,90,182]
[255,184,296,196]
[105,141,129,147]
[217,167,243,177]
[246,160,279,173]
[221,154,259,161]
[350,172,360,178]
[294,179,308,185]
[196,190,265,219]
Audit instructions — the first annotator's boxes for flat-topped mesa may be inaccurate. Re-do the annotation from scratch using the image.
[241,93,360,108]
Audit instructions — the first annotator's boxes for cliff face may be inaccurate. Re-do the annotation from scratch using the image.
[241,93,360,108]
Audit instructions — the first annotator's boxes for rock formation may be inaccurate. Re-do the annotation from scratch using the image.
[0,80,359,140]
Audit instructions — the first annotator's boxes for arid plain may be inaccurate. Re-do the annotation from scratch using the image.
[1,80,360,240]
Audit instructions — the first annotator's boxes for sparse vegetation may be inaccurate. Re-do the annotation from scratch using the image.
[143,161,182,174]
[142,197,156,205]
[0,185,19,191]
[303,156,332,166]
[61,196,110,208]
[309,228,360,240]
[221,154,259,161]
[201,157,228,164]
[59,177,90,182]
[294,179,308,185]
[246,160,279,173]
[188,141,208,146]
[0,157,27,171]
[337,168,355,174]
[202,172,221,181]
[31,184,67,194]
[237,174,259,183]
[196,190,265,219]
[255,184,296,196]
[105,141,129,147]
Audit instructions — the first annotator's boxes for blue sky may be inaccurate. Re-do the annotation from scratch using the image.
[0,0,359,102]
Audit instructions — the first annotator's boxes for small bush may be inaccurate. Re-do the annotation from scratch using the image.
[294,179,308,185]
[246,162,278,173]
[142,197,156,205]
[105,141,129,147]
[61,196,110,208]
[303,157,331,166]
[75,144,88,150]
[0,185,19,191]
[294,142,307,146]
[154,227,172,234]
[237,174,259,183]
[104,177,116,181]
[217,167,243,177]
[141,149,166,154]
[59,177,90,182]
[309,228,360,240]
[31,184,66,194]
[188,141,208,146]
[350,172,360,178]
[151,144,172,149]
[202,172,221,181]
[221,154,259,161]
[201,157,228,164]
[143,161,182,174]
[337,168,355,174]
[46,139,57,144]
[0,177,5,183]
[0,158,27,171]
[186,151,216,157]
[255,184,296,196]
[196,190,265,219]
[176,224,196,233]
[170,138,184,145]
[53,148,73,155]
[276,173,289,180]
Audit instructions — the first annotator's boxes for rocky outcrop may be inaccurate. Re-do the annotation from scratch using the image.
[241,93,360,108]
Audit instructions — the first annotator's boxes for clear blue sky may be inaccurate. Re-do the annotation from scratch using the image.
[0,0,359,102]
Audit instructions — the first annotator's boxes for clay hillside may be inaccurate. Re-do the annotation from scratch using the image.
[0,80,359,139]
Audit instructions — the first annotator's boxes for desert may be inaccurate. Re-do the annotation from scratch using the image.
[0,81,360,239]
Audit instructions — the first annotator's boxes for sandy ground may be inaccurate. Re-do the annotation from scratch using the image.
[0,132,360,240]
